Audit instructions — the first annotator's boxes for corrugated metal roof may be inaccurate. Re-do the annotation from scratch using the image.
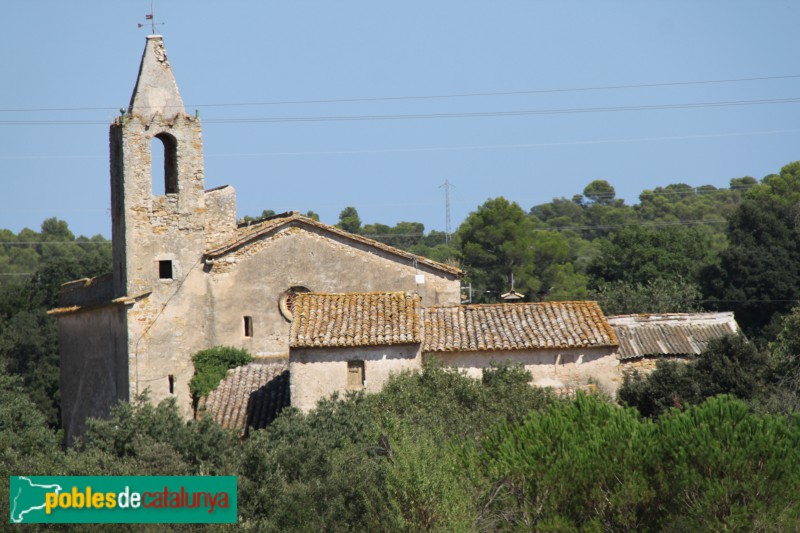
[608,312,740,360]
[290,292,422,348]
[422,301,618,352]
[200,360,290,436]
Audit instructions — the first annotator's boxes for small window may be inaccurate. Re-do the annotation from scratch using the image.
[347,360,365,390]
[244,316,253,337]
[168,374,175,394]
[159,260,173,280]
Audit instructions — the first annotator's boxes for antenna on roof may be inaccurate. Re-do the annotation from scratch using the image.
[137,0,165,34]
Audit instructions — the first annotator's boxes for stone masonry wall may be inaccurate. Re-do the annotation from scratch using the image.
[206,228,462,358]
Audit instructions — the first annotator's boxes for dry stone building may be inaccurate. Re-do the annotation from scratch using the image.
[55,35,701,439]
[51,36,462,442]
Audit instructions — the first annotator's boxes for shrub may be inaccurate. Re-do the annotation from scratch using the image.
[189,346,252,406]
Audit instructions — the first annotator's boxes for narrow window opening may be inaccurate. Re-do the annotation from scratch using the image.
[244,316,253,337]
[347,360,365,390]
[168,374,175,394]
[159,260,173,280]
[151,133,178,195]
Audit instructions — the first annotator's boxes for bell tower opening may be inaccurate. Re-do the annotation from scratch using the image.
[152,132,178,195]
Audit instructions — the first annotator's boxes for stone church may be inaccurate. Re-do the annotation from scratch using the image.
[51,35,464,442]
[53,36,632,441]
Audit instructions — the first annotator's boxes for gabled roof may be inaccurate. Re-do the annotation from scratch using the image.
[199,360,290,436]
[289,294,617,352]
[422,301,618,352]
[290,292,421,348]
[204,211,463,278]
[607,312,740,360]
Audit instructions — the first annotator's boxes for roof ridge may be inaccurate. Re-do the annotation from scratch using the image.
[205,214,463,277]
[426,300,601,310]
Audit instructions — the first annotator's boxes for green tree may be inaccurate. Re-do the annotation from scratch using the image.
[588,225,717,287]
[480,393,800,530]
[592,278,701,315]
[189,346,252,407]
[582,179,616,205]
[0,220,111,427]
[702,194,800,338]
[458,197,538,302]
[336,206,362,234]
[618,335,768,418]
[748,160,800,207]
[764,306,800,413]
[0,365,64,522]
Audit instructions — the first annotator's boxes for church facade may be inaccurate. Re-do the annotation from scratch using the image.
[51,36,463,442]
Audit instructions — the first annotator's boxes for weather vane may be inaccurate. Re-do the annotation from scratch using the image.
[138,1,165,34]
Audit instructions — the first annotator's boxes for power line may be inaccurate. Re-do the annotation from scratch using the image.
[202,96,800,124]
[0,242,110,245]
[3,96,800,127]
[5,127,800,160]
[2,73,800,113]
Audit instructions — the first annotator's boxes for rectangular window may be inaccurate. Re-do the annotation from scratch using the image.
[347,360,365,390]
[244,316,253,337]
[159,260,173,280]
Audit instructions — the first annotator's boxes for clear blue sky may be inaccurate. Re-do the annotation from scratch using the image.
[2,1,799,238]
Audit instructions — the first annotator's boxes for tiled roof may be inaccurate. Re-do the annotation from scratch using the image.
[204,212,464,277]
[290,292,421,348]
[422,301,618,352]
[200,360,290,436]
[608,312,740,360]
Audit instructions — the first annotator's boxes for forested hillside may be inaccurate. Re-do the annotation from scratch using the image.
[330,160,800,343]
[3,163,800,530]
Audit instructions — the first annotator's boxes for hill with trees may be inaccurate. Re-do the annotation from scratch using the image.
[3,162,800,529]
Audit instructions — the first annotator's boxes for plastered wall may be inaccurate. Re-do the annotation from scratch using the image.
[290,345,420,411]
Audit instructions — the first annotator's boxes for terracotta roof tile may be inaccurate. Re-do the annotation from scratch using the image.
[608,312,740,360]
[205,212,463,277]
[290,292,422,348]
[200,360,290,436]
[422,301,618,351]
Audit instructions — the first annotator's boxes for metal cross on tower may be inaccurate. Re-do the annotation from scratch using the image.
[138,1,165,34]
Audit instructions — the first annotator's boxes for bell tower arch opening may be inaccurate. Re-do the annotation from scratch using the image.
[152,132,178,195]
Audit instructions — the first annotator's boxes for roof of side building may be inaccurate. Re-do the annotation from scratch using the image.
[199,360,290,436]
[204,211,464,277]
[607,312,740,360]
[290,292,422,348]
[422,301,618,352]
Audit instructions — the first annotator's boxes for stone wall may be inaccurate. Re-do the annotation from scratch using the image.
[617,356,690,376]
[204,185,238,248]
[59,305,128,444]
[207,228,461,357]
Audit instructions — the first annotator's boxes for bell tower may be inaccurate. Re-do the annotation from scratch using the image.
[110,35,206,298]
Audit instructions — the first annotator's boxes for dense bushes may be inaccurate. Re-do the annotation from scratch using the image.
[619,335,771,418]
[482,394,800,531]
[2,360,799,531]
